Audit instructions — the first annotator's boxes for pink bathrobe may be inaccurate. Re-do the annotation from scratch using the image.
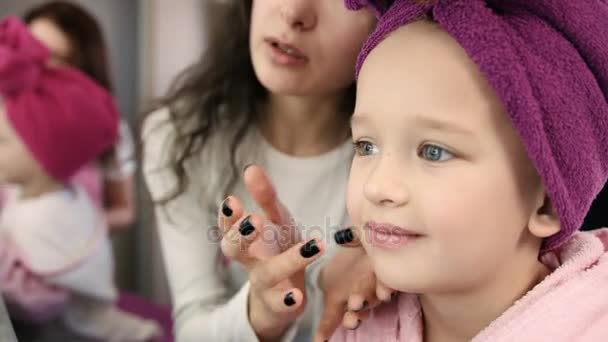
[0,178,115,322]
[332,229,608,341]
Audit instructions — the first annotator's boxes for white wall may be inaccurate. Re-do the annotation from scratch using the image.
[136,0,209,305]
[138,0,206,103]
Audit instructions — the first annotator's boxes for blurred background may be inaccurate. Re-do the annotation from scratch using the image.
[0,0,212,308]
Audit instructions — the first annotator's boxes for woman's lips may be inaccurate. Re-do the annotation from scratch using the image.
[265,37,308,67]
[364,221,422,249]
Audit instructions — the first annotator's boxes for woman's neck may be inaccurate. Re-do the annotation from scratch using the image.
[257,93,350,157]
[420,259,551,342]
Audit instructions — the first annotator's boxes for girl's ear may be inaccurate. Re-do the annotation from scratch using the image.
[528,188,560,238]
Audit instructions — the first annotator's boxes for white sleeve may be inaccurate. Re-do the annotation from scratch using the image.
[104,120,136,180]
[142,109,298,342]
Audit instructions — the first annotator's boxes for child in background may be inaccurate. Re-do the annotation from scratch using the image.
[24,1,137,232]
[0,17,160,341]
[333,0,608,341]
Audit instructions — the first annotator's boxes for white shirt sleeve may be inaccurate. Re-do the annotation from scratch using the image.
[142,109,297,342]
[103,120,136,180]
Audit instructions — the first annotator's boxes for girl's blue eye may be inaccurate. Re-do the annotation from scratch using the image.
[353,140,378,156]
[419,144,454,162]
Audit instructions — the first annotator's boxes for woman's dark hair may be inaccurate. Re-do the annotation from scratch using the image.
[24,1,113,92]
[146,0,356,205]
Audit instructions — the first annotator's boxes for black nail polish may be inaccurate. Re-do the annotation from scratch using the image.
[355,300,368,312]
[300,239,320,258]
[221,198,233,217]
[361,300,368,310]
[239,216,255,236]
[284,292,296,306]
[334,228,354,245]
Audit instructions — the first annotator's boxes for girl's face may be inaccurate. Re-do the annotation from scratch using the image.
[347,21,557,295]
[29,18,72,66]
[249,0,375,97]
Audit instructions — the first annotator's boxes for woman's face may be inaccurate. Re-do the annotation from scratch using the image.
[249,0,375,97]
[28,18,72,66]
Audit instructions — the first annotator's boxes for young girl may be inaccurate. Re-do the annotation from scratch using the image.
[24,1,137,232]
[0,17,160,341]
[332,0,608,341]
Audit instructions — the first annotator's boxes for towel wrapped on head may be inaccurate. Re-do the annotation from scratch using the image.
[0,16,118,183]
[348,0,608,252]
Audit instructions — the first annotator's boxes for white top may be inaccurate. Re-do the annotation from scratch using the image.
[142,108,352,342]
[0,186,116,301]
[103,119,137,181]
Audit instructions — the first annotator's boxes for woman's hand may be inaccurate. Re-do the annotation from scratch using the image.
[218,165,325,341]
[314,228,396,342]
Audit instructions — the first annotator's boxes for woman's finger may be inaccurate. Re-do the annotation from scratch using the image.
[314,294,347,342]
[217,195,244,235]
[376,279,396,303]
[243,165,286,225]
[250,238,325,291]
[262,286,306,316]
[334,227,361,248]
[342,310,368,330]
[346,272,379,312]
[243,165,300,251]
[220,214,264,268]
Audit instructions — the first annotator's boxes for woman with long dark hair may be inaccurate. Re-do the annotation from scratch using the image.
[143,1,377,340]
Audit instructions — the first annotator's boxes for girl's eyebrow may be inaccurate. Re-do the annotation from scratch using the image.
[351,112,473,136]
[411,114,474,136]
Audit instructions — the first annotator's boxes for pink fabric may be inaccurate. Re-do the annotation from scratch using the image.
[0,17,118,183]
[117,292,174,342]
[0,234,69,323]
[71,163,104,209]
[332,229,608,341]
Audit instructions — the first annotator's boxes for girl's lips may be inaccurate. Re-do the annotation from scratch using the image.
[364,221,422,249]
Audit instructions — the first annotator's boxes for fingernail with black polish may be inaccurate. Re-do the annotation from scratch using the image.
[239,216,255,236]
[361,300,368,311]
[334,228,354,245]
[300,239,320,258]
[221,198,233,217]
[284,292,296,306]
[354,300,368,312]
